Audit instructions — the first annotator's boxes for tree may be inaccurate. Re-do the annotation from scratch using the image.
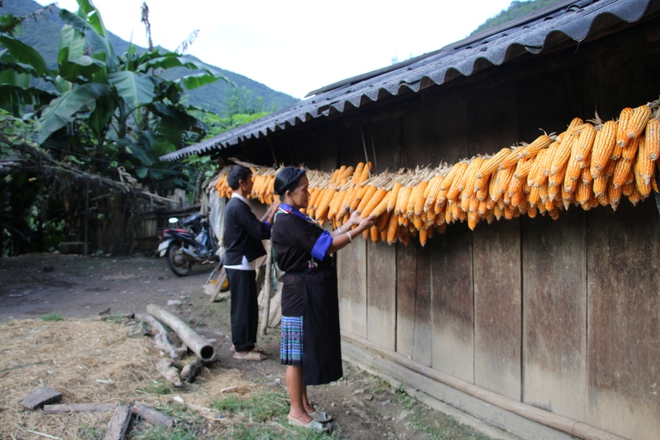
[0,0,228,255]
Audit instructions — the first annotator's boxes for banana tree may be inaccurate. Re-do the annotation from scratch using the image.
[1,0,226,187]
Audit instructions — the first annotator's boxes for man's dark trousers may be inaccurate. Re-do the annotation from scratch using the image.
[226,268,258,352]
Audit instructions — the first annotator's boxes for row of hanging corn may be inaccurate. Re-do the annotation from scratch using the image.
[214,101,660,246]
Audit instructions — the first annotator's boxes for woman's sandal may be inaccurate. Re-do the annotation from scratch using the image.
[232,350,266,361]
[309,410,333,423]
[287,415,329,432]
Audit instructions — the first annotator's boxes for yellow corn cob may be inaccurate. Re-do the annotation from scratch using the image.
[527,205,538,219]
[412,214,424,230]
[576,179,591,208]
[476,175,490,201]
[350,185,371,212]
[616,107,634,148]
[478,148,511,178]
[580,167,593,186]
[550,131,576,176]
[528,184,541,207]
[634,136,654,188]
[337,187,355,219]
[418,227,428,247]
[593,174,609,197]
[478,199,489,217]
[351,162,365,185]
[356,185,378,214]
[423,175,444,212]
[327,189,346,220]
[634,166,652,197]
[369,225,379,242]
[526,149,547,188]
[362,188,388,217]
[337,166,354,187]
[645,118,660,161]
[386,211,399,244]
[330,167,343,186]
[575,123,596,165]
[458,157,483,204]
[387,182,402,213]
[520,134,553,159]
[622,178,635,197]
[395,186,413,216]
[437,162,468,210]
[620,135,640,162]
[490,166,514,203]
[627,104,652,139]
[356,162,372,185]
[369,192,392,219]
[457,158,482,193]
[499,146,525,169]
[315,189,336,223]
[589,120,617,178]
[411,181,429,217]
[612,157,633,188]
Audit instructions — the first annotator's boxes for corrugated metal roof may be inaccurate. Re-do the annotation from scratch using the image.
[160,0,657,161]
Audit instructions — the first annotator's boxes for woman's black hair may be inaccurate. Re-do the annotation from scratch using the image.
[227,165,252,190]
[274,167,307,196]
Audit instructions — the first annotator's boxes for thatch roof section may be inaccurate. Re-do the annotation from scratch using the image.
[160,0,656,162]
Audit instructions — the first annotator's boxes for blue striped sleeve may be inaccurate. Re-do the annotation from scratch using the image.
[311,230,332,260]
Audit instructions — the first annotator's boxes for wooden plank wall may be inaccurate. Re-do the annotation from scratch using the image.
[271,19,660,440]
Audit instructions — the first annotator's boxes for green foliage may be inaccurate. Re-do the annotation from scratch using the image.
[471,0,564,35]
[40,311,64,321]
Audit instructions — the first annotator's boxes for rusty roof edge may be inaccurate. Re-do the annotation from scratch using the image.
[159,0,654,162]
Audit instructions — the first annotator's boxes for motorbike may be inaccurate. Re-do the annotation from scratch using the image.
[157,212,221,276]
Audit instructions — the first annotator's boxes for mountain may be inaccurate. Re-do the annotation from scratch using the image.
[0,0,299,115]
[470,0,564,36]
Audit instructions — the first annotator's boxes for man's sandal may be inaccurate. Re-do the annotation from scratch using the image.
[287,415,329,432]
[233,350,266,361]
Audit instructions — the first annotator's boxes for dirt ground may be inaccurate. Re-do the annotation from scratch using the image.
[0,253,513,439]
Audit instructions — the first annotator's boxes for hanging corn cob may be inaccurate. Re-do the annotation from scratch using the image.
[212,100,660,247]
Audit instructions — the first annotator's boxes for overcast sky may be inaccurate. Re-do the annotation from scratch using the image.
[36,0,514,99]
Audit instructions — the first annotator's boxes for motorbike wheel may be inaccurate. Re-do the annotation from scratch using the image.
[166,241,192,276]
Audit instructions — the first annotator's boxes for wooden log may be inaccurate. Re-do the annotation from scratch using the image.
[136,313,184,360]
[132,402,177,428]
[180,357,203,383]
[146,304,216,361]
[22,386,62,410]
[156,358,182,387]
[104,405,132,440]
[43,403,117,413]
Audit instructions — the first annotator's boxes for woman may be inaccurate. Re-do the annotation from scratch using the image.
[271,167,375,431]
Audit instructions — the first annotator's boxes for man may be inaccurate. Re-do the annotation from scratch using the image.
[223,165,279,360]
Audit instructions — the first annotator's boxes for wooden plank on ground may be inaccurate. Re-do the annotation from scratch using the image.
[429,226,474,382]
[104,405,132,440]
[472,218,522,400]
[585,199,660,440]
[366,240,396,349]
[22,386,62,410]
[337,235,367,338]
[521,209,587,420]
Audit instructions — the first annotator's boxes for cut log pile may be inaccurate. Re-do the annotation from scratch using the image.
[19,305,217,439]
[213,101,660,246]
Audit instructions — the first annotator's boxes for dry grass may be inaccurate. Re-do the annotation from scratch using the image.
[0,318,256,439]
